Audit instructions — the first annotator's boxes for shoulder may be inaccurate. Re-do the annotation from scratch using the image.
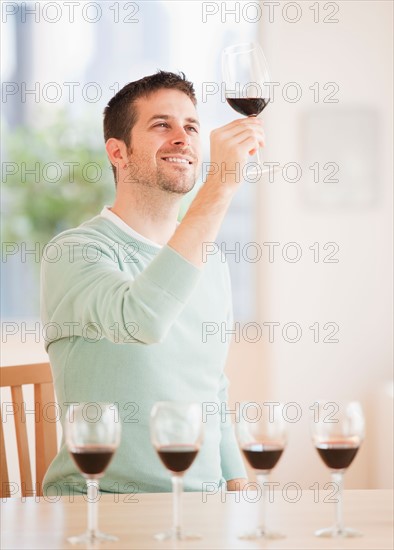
[45,216,118,246]
[42,216,139,264]
[41,216,128,274]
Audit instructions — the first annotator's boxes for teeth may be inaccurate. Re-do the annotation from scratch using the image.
[164,157,189,164]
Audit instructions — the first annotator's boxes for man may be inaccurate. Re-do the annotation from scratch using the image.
[41,71,265,495]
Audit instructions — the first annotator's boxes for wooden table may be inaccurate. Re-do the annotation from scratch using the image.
[1,490,392,549]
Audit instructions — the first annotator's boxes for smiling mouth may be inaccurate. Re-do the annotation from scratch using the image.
[161,156,193,165]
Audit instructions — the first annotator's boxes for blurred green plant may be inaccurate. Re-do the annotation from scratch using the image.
[2,110,114,247]
[2,109,202,251]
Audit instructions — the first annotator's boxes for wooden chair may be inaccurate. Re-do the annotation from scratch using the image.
[0,362,58,498]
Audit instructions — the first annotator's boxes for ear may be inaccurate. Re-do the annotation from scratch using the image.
[105,138,129,173]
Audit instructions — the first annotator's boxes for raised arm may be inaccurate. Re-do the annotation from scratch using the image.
[168,117,265,267]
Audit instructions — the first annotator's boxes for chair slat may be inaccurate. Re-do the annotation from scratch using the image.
[0,411,11,498]
[1,362,58,498]
[34,382,57,497]
[1,363,53,387]
[10,385,33,497]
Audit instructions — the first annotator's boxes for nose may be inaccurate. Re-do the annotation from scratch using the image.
[170,125,190,147]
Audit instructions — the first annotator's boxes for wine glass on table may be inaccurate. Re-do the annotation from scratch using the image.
[150,401,203,541]
[311,400,365,538]
[236,402,287,540]
[65,402,121,544]
[222,42,273,179]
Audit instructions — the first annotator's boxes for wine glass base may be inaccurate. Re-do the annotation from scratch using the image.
[238,528,286,540]
[67,531,118,545]
[315,526,363,538]
[154,529,201,541]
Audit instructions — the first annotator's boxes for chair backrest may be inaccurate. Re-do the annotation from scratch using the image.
[0,362,58,498]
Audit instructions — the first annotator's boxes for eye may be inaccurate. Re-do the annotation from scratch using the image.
[187,126,198,133]
[154,122,169,128]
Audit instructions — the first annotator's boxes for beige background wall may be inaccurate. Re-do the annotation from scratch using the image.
[227,0,393,489]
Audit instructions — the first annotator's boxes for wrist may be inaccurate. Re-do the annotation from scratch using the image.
[226,478,249,491]
[203,173,239,200]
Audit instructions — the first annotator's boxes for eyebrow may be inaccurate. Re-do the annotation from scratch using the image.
[147,114,200,127]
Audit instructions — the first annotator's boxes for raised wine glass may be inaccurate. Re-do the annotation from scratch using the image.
[311,400,365,538]
[65,402,121,544]
[150,401,203,541]
[236,401,287,540]
[222,42,273,180]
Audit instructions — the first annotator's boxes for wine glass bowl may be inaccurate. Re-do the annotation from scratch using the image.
[315,438,360,471]
[222,42,272,178]
[241,442,284,471]
[311,401,364,538]
[236,402,287,540]
[157,445,199,473]
[150,401,203,541]
[69,446,115,478]
[222,42,271,107]
[65,403,121,545]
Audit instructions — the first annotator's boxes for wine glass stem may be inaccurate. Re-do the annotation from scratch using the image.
[172,475,183,538]
[332,472,344,534]
[257,473,268,534]
[248,114,262,166]
[255,148,262,165]
[87,478,99,539]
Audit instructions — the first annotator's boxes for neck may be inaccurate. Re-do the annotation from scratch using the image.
[110,183,181,246]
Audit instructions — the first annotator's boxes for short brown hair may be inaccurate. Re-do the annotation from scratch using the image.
[103,70,197,183]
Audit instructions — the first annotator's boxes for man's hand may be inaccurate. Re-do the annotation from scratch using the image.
[226,478,249,491]
[209,117,266,189]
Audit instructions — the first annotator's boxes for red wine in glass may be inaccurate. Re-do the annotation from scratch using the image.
[311,401,365,538]
[222,42,272,178]
[316,441,359,470]
[150,402,204,541]
[242,442,284,471]
[236,402,287,540]
[70,445,115,477]
[226,98,269,117]
[157,445,199,473]
[65,403,121,545]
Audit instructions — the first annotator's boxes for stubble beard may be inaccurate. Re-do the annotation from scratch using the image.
[156,166,197,195]
[126,151,198,196]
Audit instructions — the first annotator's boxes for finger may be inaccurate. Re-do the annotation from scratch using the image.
[217,117,264,136]
[237,135,260,148]
[226,128,265,147]
[218,124,265,144]
[224,117,264,127]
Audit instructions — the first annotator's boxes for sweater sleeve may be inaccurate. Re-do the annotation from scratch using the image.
[41,235,202,348]
[218,371,247,481]
[218,262,247,481]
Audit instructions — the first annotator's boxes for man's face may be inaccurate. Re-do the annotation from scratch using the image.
[126,89,202,195]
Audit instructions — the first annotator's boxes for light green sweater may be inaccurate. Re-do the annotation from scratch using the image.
[41,214,246,495]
